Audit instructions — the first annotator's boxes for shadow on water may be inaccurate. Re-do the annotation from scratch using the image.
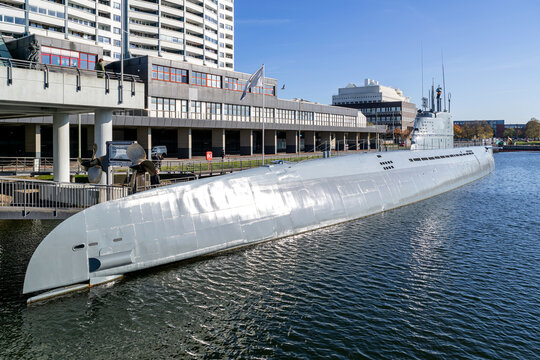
[1,152,539,359]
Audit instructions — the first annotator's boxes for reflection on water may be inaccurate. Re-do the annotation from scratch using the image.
[1,152,539,359]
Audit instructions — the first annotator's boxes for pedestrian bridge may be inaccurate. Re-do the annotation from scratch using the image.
[0,57,145,182]
[0,57,144,119]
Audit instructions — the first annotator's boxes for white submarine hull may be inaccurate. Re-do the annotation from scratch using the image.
[23,146,494,296]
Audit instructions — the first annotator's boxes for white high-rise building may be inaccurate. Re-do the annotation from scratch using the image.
[0,0,234,69]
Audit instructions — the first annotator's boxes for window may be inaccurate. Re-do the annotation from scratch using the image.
[113,14,121,21]
[193,71,221,88]
[98,35,111,44]
[151,65,188,84]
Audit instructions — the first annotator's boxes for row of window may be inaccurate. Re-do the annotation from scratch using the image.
[408,151,474,162]
[0,15,25,25]
[148,97,358,126]
[41,46,97,70]
[151,65,189,83]
[193,71,221,88]
[29,5,65,19]
[151,67,275,95]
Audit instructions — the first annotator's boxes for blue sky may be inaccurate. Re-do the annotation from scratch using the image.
[234,0,540,123]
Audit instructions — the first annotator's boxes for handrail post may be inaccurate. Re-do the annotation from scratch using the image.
[43,64,49,88]
[105,73,110,94]
[76,67,81,91]
[7,59,13,85]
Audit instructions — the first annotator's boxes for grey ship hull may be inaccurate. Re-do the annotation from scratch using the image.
[23,146,495,297]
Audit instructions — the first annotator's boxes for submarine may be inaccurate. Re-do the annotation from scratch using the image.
[23,85,494,302]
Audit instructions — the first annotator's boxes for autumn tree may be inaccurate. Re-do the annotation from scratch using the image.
[454,124,464,139]
[524,118,540,139]
[477,121,494,139]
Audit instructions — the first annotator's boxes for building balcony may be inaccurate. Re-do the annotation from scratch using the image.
[184,33,203,45]
[67,7,96,23]
[128,22,158,34]
[129,11,159,23]
[160,4,183,17]
[130,0,159,12]
[69,0,96,10]
[129,35,159,47]
[184,1,204,15]
[185,44,204,56]
[68,22,96,35]
[29,13,65,28]
[160,16,184,30]
[184,22,203,35]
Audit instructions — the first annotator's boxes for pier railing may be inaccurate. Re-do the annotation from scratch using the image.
[0,176,128,214]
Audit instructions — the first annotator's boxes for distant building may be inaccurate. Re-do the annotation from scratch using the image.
[454,120,505,137]
[332,79,417,130]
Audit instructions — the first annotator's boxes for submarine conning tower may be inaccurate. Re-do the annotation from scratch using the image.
[410,83,453,150]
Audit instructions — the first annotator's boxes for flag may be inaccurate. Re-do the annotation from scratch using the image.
[240,65,264,101]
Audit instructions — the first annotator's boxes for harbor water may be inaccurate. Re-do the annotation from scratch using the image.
[0,152,538,359]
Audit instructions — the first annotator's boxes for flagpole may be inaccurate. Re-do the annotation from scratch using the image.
[262,64,265,165]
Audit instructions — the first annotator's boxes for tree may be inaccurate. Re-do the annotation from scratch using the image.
[503,127,516,138]
[477,121,494,139]
[524,118,540,139]
[454,124,464,139]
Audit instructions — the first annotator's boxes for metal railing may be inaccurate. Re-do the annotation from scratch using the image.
[0,177,129,213]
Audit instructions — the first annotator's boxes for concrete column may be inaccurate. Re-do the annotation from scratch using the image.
[212,128,225,155]
[177,128,192,159]
[137,127,151,155]
[264,130,277,155]
[35,125,41,158]
[359,133,369,150]
[240,129,253,156]
[303,131,316,152]
[286,130,298,153]
[336,132,347,151]
[86,125,94,155]
[24,124,36,156]
[94,109,113,158]
[320,131,331,151]
[348,132,359,150]
[52,113,70,182]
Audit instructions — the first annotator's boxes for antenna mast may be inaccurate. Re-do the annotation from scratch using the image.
[421,42,424,101]
[442,50,447,111]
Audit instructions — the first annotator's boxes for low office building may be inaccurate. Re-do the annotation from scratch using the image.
[0,36,383,159]
[332,79,417,131]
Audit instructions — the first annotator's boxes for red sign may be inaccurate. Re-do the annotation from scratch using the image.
[206,151,213,161]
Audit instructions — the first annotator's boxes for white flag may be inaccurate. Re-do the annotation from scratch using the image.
[240,65,264,101]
